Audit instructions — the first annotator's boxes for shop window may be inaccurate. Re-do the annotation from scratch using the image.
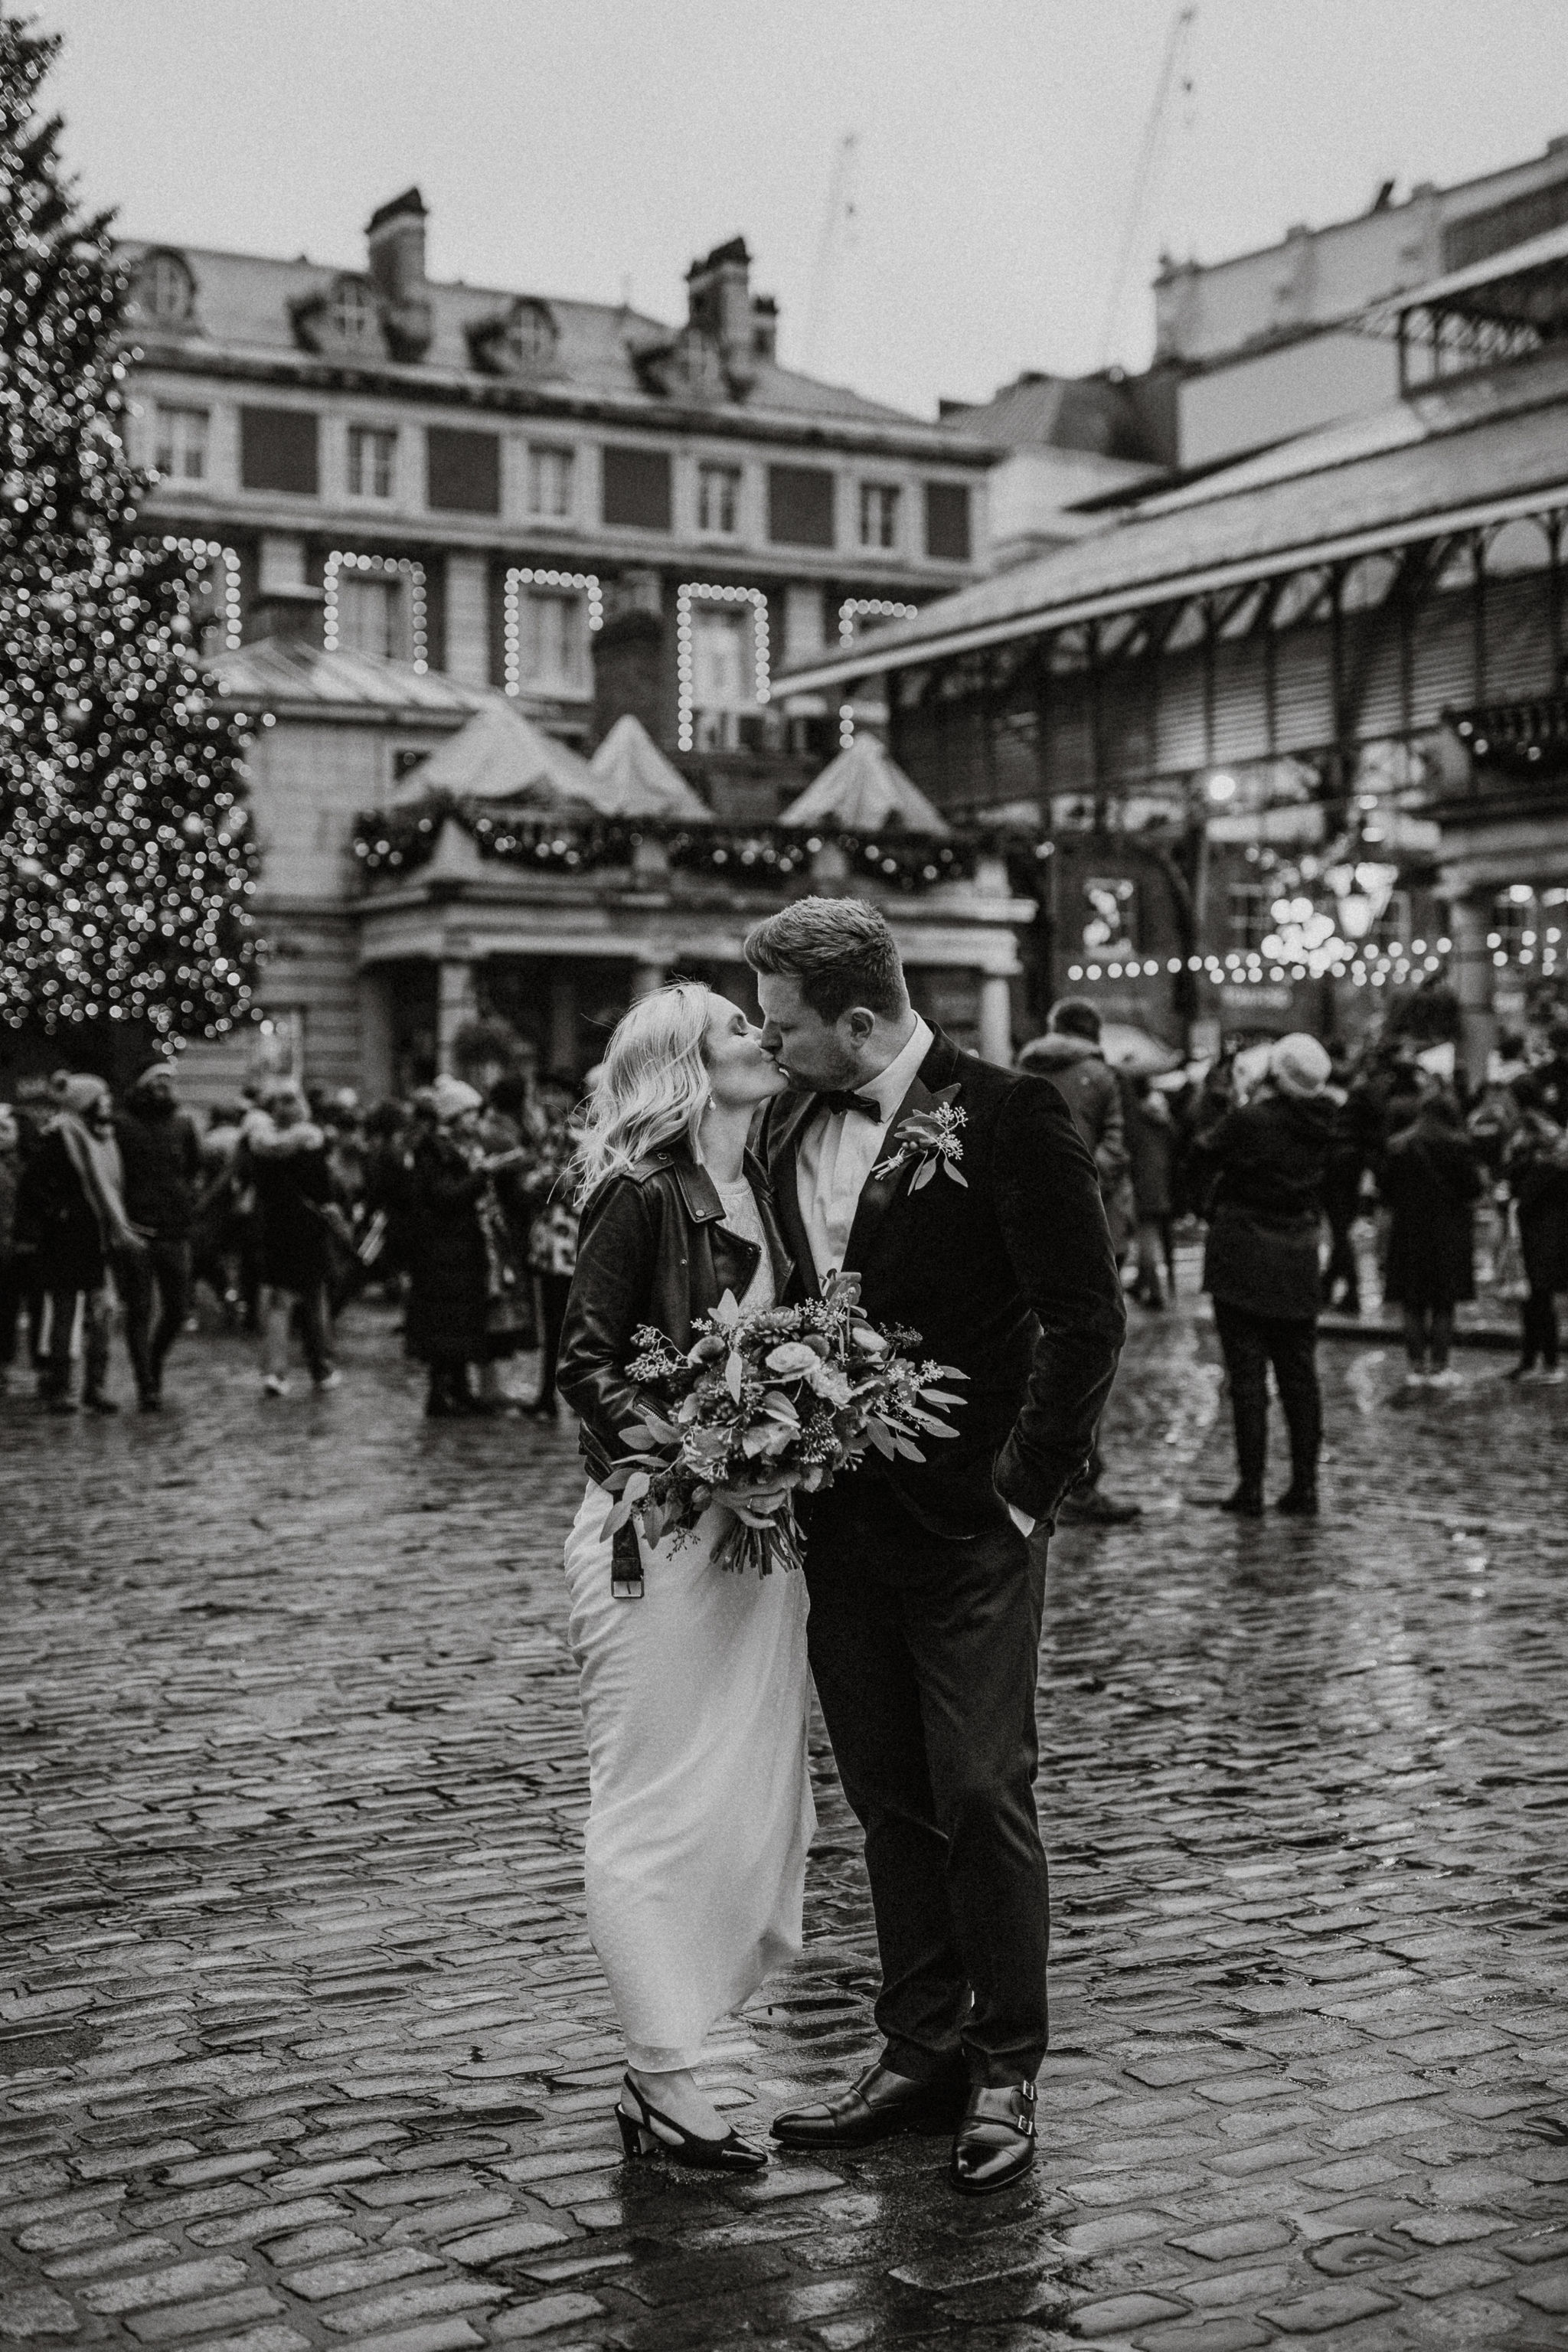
[1083,876,1138,959]
[519,591,588,692]
[1229,883,1270,952]
[336,574,407,661]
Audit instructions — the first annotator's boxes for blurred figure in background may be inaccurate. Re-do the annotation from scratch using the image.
[18,1075,143,1415]
[1504,1011,1568,1383]
[404,1076,531,1417]
[1320,1042,1364,1317]
[1125,1075,1176,1310]
[1194,1034,1335,1517]
[115,1061,203,1410]
[0,1102,24,1395]
[242,1080,340,1399]
[1018,1000,1139,1524]
[523,1076,583,1419]
[1380,1085,1481,1386]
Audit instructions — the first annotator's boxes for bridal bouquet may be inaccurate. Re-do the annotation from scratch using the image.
[598,1271,965,1579]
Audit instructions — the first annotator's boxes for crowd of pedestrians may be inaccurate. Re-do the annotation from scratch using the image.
[1,1003,1564,1484]
[0,1054,582,1418]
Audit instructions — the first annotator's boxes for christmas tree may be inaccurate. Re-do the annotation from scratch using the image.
[0,12,258,1048]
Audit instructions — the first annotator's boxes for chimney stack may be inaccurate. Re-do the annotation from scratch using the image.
[366,187,432,360]
[686,236,759,390]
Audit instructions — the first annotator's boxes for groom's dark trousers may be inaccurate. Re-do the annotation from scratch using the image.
[805,1475,1049,2087]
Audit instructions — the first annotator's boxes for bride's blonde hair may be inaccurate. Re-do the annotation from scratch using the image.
[570,980,714,1205]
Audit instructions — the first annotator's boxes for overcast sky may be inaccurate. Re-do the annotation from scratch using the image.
[37,0,1568,417]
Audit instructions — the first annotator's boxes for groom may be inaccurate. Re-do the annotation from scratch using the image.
[746,897,1124,2194]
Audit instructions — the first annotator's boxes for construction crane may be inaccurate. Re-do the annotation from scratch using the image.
[802,131,861,374]
[1096,2,1197,370]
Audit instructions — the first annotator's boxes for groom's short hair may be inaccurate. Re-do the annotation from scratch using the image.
[744,896,907,1022]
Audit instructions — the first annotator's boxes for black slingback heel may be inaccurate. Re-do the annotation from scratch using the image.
[614,2073,767,2173]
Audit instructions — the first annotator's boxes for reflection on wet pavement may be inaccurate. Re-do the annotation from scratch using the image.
[2,1295,1566,2348]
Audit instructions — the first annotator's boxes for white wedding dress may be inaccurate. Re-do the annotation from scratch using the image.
[562,1174,815,2072]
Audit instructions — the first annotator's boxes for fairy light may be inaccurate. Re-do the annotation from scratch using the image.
[676,582,770,752]
[323,550,427,671]
[162,535,241,649]
[0,31,256,1041]
[503,567,603,698]
[835,597,918,749]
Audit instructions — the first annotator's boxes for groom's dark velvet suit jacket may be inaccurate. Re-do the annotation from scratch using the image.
[757,1027,1125,1538]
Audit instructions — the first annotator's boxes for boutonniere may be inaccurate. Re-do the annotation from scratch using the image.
[871,1084,967,1191]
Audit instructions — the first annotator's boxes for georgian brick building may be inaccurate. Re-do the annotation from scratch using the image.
[120,191,993,793]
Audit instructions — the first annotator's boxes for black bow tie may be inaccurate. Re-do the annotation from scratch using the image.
[818,1089,883,1121]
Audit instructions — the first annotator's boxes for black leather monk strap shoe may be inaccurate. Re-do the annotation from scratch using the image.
[950,2078,1037,2196]
[770,2057,968,2148]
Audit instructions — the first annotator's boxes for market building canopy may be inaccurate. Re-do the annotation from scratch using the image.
[401,700,605,810]
[588,714,711,820]
[779,734,951,835]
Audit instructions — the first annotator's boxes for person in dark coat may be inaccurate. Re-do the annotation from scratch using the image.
[1016,1001,1139,1524]
[16,1075,144,1413]
[240,1080,340,1398]
[1194,1034,1337,1517]
[404,1076,531,1417]
[115,1061,204,1410]
[1504,1018,1568,1382]
[1126,1076,1176,1308]
[1380,1087,1481,1383]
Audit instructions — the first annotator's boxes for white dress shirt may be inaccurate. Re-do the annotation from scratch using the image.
[795,1016,933,1282]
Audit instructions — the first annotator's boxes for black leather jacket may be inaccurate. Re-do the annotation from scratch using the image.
[557,1145,795,1485]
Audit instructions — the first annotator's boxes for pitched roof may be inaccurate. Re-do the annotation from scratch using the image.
[776,343,1568,691]
[119,239,970,446]
[407,700,605,808]
[588,715,710,819]
[779,735,951,835]
[210,636,496,716]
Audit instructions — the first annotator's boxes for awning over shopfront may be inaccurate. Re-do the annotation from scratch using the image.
[588,714,711,820]
[779,735,950,836]
[401,700,605,810]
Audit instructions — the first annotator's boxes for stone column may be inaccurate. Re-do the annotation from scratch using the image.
[1449,893,1495,1088]
[436,954,477,1076]
[358,968,396,1099]
[978,971,1014,1067]
[631,957,667,1000]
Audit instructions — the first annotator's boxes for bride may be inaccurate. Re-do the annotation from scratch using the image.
[557,982,814,2173]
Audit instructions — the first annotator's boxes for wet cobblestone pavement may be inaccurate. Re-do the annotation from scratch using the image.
[3,1290,1567,2352]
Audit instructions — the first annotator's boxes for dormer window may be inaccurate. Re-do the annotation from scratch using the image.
[133,248,196,326]
[329,279,378,349]
[292,275,384,359]
[469,297,560,377]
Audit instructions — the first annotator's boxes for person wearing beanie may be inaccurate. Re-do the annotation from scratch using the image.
[404,1076,531,1417]
[114,1061,204,1410]
[1191,1032,1338,1517]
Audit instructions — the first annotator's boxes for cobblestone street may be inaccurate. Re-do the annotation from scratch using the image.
[2,1294,1566,2352]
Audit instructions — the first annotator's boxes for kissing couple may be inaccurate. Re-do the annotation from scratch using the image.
[557,896,1124,2194]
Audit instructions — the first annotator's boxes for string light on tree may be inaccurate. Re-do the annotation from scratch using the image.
[0,18,257,1040]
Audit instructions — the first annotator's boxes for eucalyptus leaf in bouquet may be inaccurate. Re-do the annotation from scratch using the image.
[599,1270,965,1579]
